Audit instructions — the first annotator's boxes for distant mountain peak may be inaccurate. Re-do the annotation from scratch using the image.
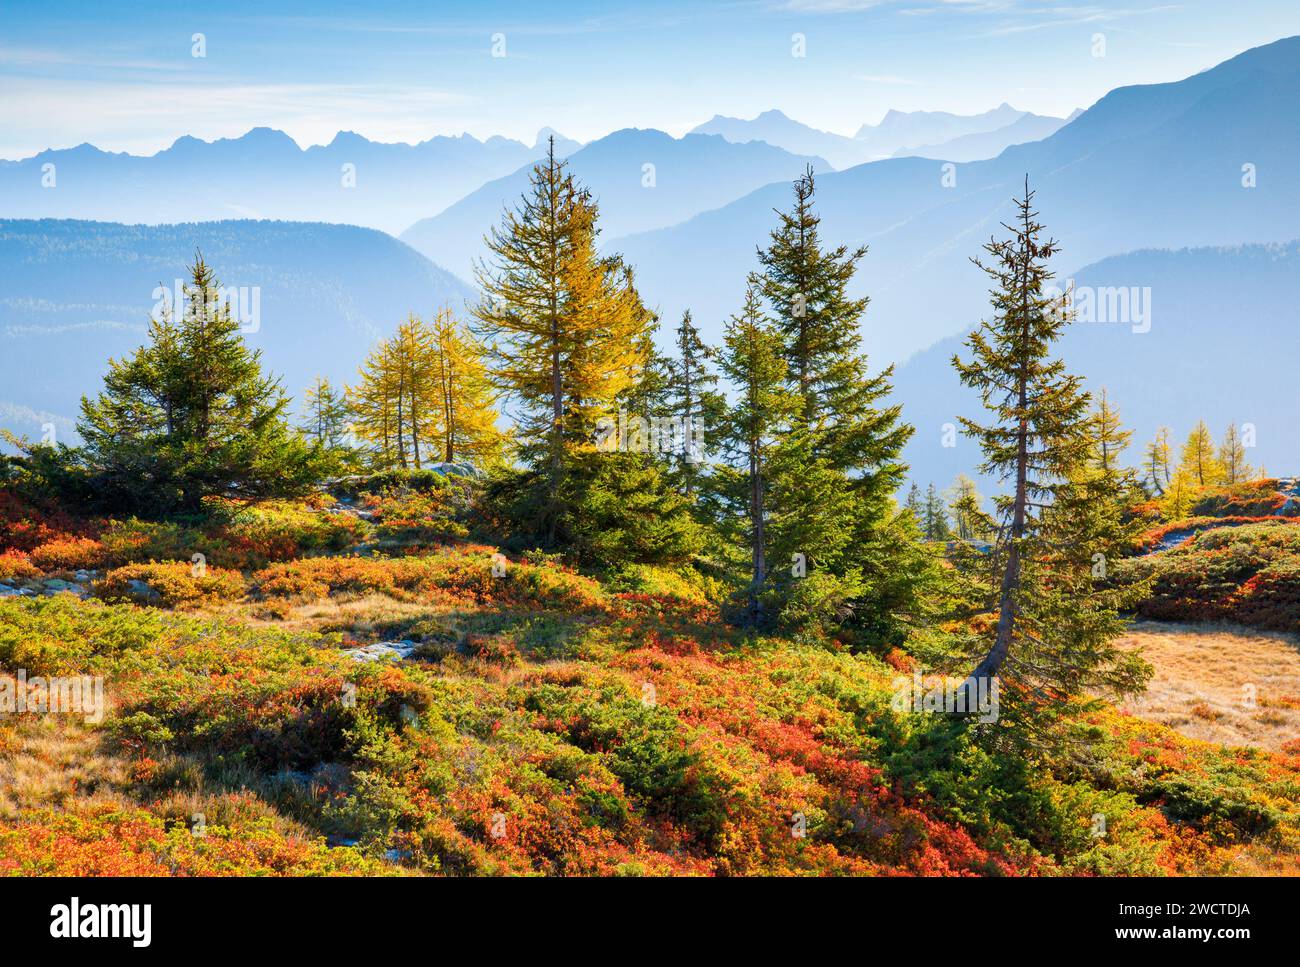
[326,130,369,148]
[534,127,580,152]
[240,126,299,145]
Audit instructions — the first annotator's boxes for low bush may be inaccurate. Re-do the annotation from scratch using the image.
[29,536,108,571]
[0,549,39,581]
[1117,521,1300,632]
[94,562,246,608]
[252,549,606,612]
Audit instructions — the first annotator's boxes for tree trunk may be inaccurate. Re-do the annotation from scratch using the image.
[966,230,1033,690]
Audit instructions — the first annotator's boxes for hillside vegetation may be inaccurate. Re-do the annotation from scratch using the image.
[1,481,1297,876]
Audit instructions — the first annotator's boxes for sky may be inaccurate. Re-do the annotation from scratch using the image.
[1,0,1298,158]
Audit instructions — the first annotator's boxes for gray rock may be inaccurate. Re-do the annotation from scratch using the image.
[126,578,162,602]
[341,640,418,663]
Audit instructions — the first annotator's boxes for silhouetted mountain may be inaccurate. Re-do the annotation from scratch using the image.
[854,103,1028,154]
[892,241,1300,491]
[690,105,1056,169]
[0,128,572,235]
[689,109,869,169]
[0,219,476,441]
[400,128,827,282]
[890,110,1076,162]
[614,37,1300,364]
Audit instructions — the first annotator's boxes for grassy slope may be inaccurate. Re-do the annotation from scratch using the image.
[1,488,1298,876]
[1117,622,1300,751]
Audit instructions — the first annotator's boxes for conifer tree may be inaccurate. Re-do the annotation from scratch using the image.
[76,255,321,512]
[658,310,725,496]
[1161,466,1195,520]
[473,139,653,538]
[1218,423,1254,484]
[1091,388,1131,473]
[350,315,437,470]
[951,181,1148,715]
[904,482,924,523]
[472,140,692,561]
[946,475,988,542]
[754,166,910,479]
[429,308,506,467]
[715,283,799,626]
[1143,426,1172,496]
[750,168,923,640]
[922,482,952,541]
[300,378,351,446]
[1084,390,1142,526]
[350,311,505,472]
[299,376,357,473]
[349,338,401,468]
[1177,420,1224,488]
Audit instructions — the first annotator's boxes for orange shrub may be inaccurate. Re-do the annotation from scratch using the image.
[0,549,39,582]
[252,550,606,611]
[94,562,245,608]
[28,536,108,571]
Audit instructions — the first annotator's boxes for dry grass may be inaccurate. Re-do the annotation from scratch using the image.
[1117,621,1300,751]
[0,714,132,818]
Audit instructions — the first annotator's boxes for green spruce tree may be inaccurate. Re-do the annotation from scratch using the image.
[951,181,1149,721]
[76,255,322,513]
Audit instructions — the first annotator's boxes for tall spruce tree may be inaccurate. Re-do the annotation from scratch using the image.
[922,482,952,541]
[904,482,925,523]
[751,169,923,641]
[755,166,910,478]
[76,255,321,513]
[951,181,1148,717]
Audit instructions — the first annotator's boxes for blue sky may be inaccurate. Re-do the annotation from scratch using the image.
[2,0,1297,158]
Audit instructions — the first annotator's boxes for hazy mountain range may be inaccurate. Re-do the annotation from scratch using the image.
[689,104,1070,169]
[890,109,1081,162]
[614,35,1300,364]
[0,128,577,235]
